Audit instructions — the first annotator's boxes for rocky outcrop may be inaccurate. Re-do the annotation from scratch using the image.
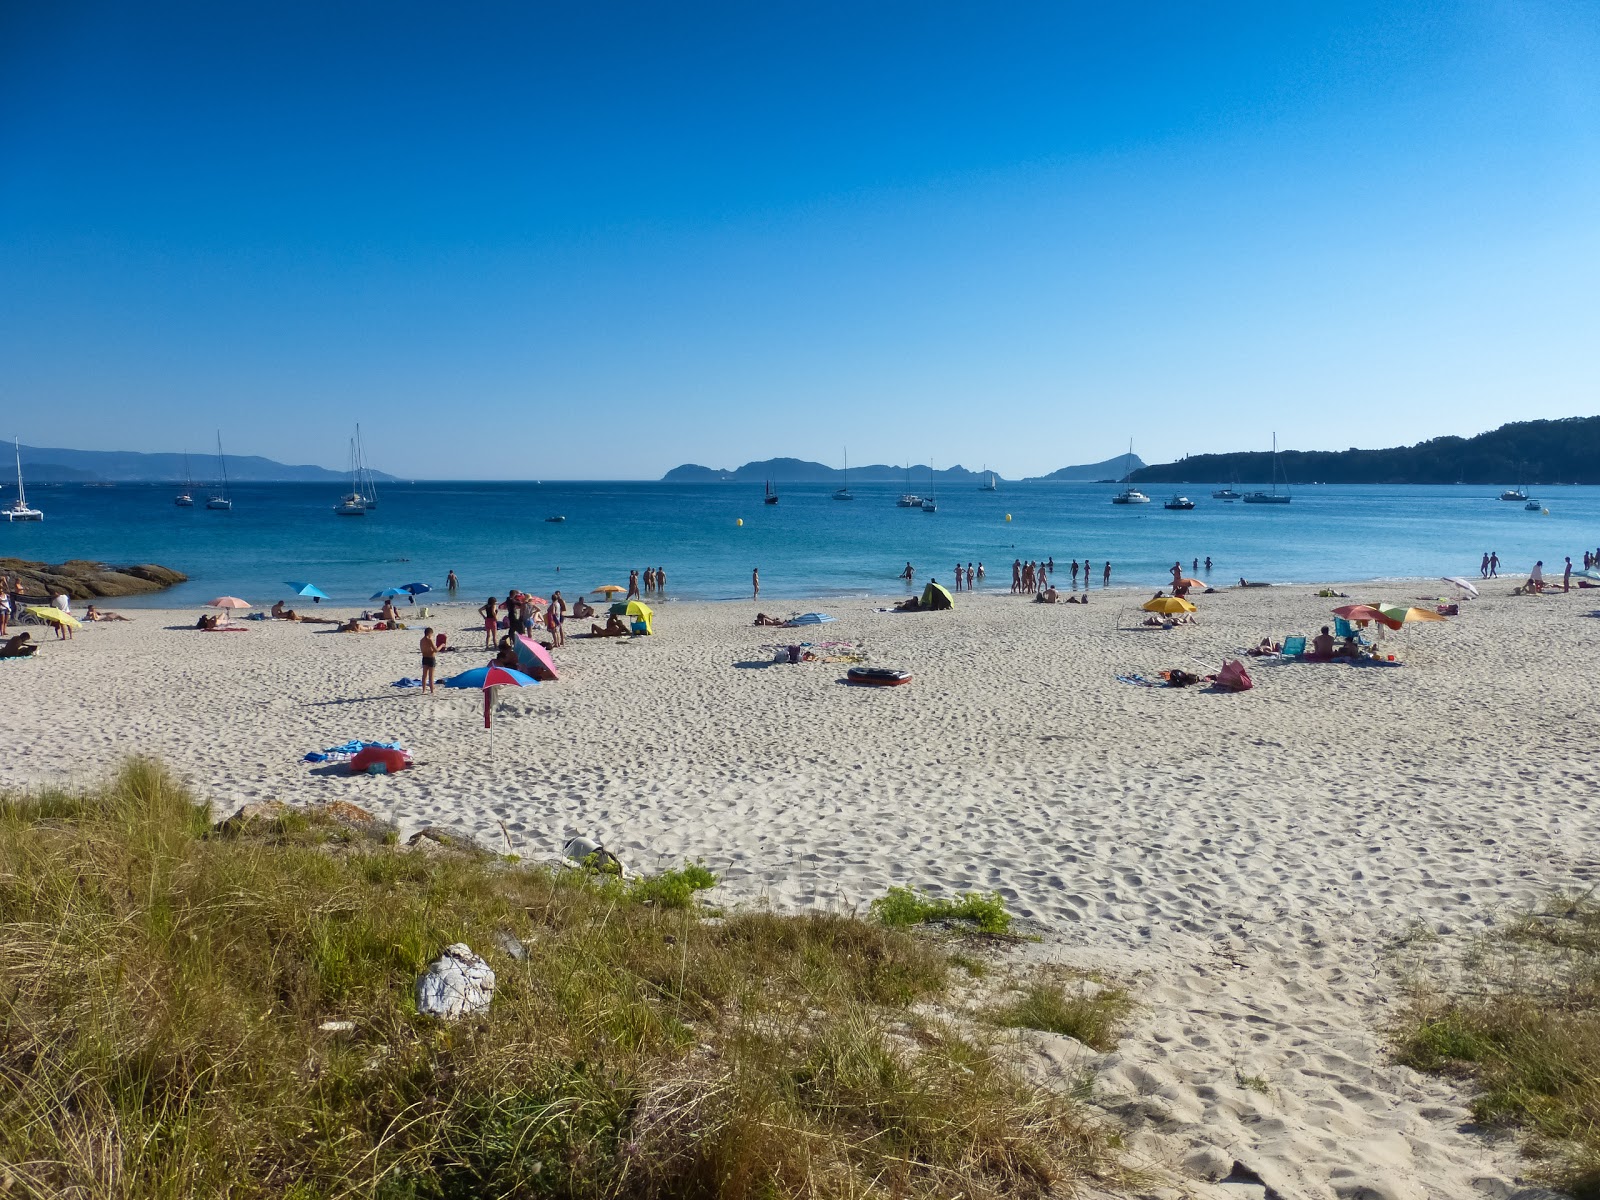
[0,558,187,600]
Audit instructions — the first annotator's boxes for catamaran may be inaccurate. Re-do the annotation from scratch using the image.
[5,437,43,522]
[335,436,367,515]
[1242,433,1292,504]
[206,432,233,510]
[175,451,195,506]
[1111,440,1151,504]
[833,448,853,500]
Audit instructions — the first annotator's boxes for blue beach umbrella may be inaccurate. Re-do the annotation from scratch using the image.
[441,665,539,690]
[284,581,329,599]
[402,582,432,595]
[370,587,410,600]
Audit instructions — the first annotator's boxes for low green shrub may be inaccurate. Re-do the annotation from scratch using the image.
[871,885,1013,934]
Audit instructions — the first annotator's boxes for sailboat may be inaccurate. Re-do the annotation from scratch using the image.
[764,479,779,505]
[206,432,233,510]
[1111,440,1150,504]
[896,461,922,507]
[1242,434,1292,504]
[4,437,43,521]
[1211,462,1241,500]
[335,436,367,515]
[979,467,998,492]
[355,424,379,509]
[175,451,194,506]
[833,448,853,500]
[921,463,937,512]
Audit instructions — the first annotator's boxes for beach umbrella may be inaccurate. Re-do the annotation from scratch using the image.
[25,605,81,629]
[207,596,251,610]
[1442,576,1479,598]
[442,663,537,755]
[1375,603,1446,626]
[370,587,410,600]
[512,634,559,681]
[594,584,626,596]
[607,599,654,633]
[402,582,431,595]
[1178,577,1207,589]
[1141,596,1197,614]
[284,582,328,600]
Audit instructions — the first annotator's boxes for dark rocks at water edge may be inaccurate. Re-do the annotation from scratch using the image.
[1,558,188,600]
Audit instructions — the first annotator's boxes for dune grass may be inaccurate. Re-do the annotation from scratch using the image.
[986,980,1133,1053]
[870,885,1014,935]
[0,760,1123,1199]
[1396,892,1600,1197]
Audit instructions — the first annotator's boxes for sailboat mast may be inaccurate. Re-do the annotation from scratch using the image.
[15,438,26,506]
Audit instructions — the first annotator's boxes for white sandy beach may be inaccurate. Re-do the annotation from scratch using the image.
[4,579,1597,1197]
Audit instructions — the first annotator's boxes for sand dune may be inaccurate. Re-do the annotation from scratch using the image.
[4,579,1595,1196]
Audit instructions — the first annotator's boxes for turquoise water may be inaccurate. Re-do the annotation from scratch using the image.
[3,480,1596,608]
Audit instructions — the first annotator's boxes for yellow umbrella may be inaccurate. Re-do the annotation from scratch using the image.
[594,584,626,596]
[26,605,82,629]
[608,599,654,633]
[1376,603,1446,625]
[1141,596,1197,614]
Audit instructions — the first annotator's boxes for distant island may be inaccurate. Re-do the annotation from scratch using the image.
[11,444,398,485]
[1130,417,1600,486]
[661,453,1143,484]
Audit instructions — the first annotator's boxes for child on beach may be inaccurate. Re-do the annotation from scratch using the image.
[419,628,437,695]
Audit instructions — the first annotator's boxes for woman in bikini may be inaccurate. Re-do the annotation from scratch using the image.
[480,597,499,649]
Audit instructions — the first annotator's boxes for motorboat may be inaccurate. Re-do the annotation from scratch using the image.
[1500,487,1528,501]
[4,437,42,521]
[1241,433,1292,504]
[1163,495,1195,510]
[206,432,233,510]
[895,494,923,507]
[1524,500,1541,511]
[1211,487,1241,500]
[545,515,567,522]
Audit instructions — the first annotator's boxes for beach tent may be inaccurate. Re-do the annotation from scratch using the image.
[1215,659,1253,692]
[920,582,953,610]
[787,612,837,626]
[512,634,559,681]
[608,600,654,633]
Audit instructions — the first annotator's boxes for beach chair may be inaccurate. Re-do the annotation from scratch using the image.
[1333,618,1370,644]
[1280,635,1307,658]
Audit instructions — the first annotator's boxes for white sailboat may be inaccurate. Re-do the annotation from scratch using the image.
[1242,433,1292,504]
[355,424,379,509]
[921,460,938,511]
[979,467,997,492]
[5,437,43,522]
[895,461,922,507]
[206,432,233,510]
[335,436,367,515]
[833,448,853,500]
[175,451,194,506]
[1111,440,1150,504]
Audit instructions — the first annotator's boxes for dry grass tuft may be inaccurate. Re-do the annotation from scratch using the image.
[1396,891,1600,1197]
[0,760,1125,1199]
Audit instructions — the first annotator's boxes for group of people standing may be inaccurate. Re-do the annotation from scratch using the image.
[626,567,667,600]
[479,589,575,651]
[1011,557,1120,595]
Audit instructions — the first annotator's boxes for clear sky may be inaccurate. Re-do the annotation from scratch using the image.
[3,2,1597,479]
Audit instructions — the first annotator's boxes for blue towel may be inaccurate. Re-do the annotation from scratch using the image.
[306,738,404,762]
[392,678,423,688]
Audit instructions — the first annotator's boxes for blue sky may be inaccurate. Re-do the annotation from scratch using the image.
[3,2,1597,479]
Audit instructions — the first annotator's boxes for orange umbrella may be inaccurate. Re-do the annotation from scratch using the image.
[594,584,625,596]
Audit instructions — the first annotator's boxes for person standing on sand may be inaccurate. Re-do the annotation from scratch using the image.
[1490,552,1499,578]
[1480,552,1490,579]
[480,596,499,649]
[1171,561,1183,590]
[1564,557,1573,592]
[1011,560,1021,593]
[419,628,437,695]
[1103,561,1112,586]
[752,566,760,598]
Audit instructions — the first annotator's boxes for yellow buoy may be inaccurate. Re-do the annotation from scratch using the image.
[1005,513,1012,522]
[736,518,744,526]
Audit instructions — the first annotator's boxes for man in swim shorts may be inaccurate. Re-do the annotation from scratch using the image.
[419,627,437,694]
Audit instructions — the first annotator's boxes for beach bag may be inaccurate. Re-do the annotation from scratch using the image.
[1215,659,1252,692]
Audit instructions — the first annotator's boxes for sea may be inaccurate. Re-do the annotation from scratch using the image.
[4,480,1597,609]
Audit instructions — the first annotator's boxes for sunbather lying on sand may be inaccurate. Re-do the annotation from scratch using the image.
[82,606,130,622]
[589,615,630,637]
[195,613,221,630]
[754,612,787,626]
[338,619,369,633]
[1246,638,1280,656]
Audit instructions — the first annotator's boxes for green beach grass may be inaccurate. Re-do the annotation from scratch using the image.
[0,760,1125,1199]
[1396,892,1600,1196]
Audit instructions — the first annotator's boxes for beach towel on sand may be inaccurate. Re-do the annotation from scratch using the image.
[304,739,405,763]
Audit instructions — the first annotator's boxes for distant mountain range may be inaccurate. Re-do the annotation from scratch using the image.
[661,454,1144,484]
[9,444,398,484]
[1130,416,1600,486]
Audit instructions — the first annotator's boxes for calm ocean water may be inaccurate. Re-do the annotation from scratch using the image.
[4,480,1597,609]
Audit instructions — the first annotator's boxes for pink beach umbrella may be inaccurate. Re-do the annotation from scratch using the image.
[513,635,559,681]
[207,596,251,610]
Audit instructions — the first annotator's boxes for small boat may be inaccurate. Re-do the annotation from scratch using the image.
[921,497,937,512]
[206,432,233,510]
[1111,440,1150,503]
[175,451,194,506]
[1164,495,1195,510]
[1524,500,1541,511]
[847,666,912,687]
[764,480,779,505]
[833,448,853,500]
[1212,487,1240,500]
[979,468,998,492]
[4,437,43,522]
[1242,433,1292,504]
[1500,487,1528,501]
[545,515,567,522]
